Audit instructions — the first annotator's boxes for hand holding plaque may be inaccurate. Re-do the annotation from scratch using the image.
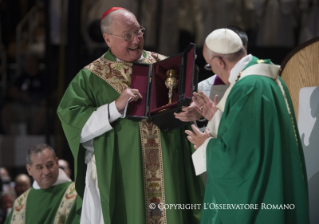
[165,69,178,104]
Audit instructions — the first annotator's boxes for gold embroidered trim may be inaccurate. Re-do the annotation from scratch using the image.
[54,182,77,224]
[84,58,132,94]
[275,79,299,147]
[84,51,167,94]
[84,51,167,222]
[10,189,31,224]
[139,119,167,224]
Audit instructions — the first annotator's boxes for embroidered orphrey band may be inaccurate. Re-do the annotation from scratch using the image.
[10,189,31,224]
[84,51,168,223]
[139,119,167,224]
[54,182,77,224]
[84,51,167,94]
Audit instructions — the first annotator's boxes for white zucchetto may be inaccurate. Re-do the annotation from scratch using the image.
[205,28,243,54]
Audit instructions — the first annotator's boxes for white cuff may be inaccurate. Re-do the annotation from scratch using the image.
[110,98,131,120]
[80,100,131,143]
[109,101,123,122]
[192,137,212,176]
[80,104,113,143]
[206,110,223,137]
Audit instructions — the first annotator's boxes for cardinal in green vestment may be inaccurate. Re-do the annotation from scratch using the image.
[57,7,204,224]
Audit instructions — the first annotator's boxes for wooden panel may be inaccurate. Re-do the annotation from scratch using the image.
[281,39,319,121]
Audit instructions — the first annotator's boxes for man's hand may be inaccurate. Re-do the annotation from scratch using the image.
[115,88,142,111]
[185,124,211,149]
[192,91,219,121]
[174,103,202,122]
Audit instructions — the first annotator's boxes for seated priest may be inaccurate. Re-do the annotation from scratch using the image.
[5,144,80,224]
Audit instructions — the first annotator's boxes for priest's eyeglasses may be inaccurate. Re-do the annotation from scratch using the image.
[204,64,212,71]
[108,26,145,42]
[204,56,220,71]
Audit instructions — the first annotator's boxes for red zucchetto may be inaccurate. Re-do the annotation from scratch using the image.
[100,7,124,23]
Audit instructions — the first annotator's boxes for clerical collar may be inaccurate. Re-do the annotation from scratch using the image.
[228,54,252,83]
[116,54,145,62]
[105,48,145,62]
[32,168,71,190]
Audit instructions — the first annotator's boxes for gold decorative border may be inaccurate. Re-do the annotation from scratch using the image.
[275,79,299,147]
[139,119,167,224]
[84,51,167,94]
[84,51,168,223]
[84,58,131,94]
[11,189,31,224]
[54,182,77,224]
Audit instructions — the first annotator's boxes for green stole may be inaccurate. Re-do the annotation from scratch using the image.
[6,182,78,224]
[57,49,205,224]
[201,56,309,224]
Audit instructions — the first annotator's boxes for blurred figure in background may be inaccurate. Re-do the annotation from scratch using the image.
[1,54,46,135]
[0,192,14,224]
[58,159,72,179]
[0,168,10,184]
[14,174,31,197]
[0,168,14,194]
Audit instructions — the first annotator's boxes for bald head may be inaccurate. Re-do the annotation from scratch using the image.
[15,174,31,184]
[15,174,31,197]
[100,9,136,35]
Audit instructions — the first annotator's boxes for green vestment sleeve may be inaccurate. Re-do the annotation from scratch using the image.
[57,69,107,213]
[201,75,309,224]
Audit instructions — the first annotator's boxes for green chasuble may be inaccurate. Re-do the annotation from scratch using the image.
[201,57,310,224]
[57,50,205,224]
[5,182,80,224]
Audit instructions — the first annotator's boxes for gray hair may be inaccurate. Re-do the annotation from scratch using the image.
[100,11,114,34]
[212,47,247,63]
[26,143,56,165]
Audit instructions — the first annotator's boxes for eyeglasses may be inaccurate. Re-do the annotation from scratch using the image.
[108,26,145,42]
[204,64,211,71]
[204,56,220,71]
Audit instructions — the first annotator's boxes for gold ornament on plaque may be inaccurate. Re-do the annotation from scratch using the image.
[165,69,178,104]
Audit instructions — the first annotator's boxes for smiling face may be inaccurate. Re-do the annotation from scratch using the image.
[103,10,144,62]
[26,148,59,189]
